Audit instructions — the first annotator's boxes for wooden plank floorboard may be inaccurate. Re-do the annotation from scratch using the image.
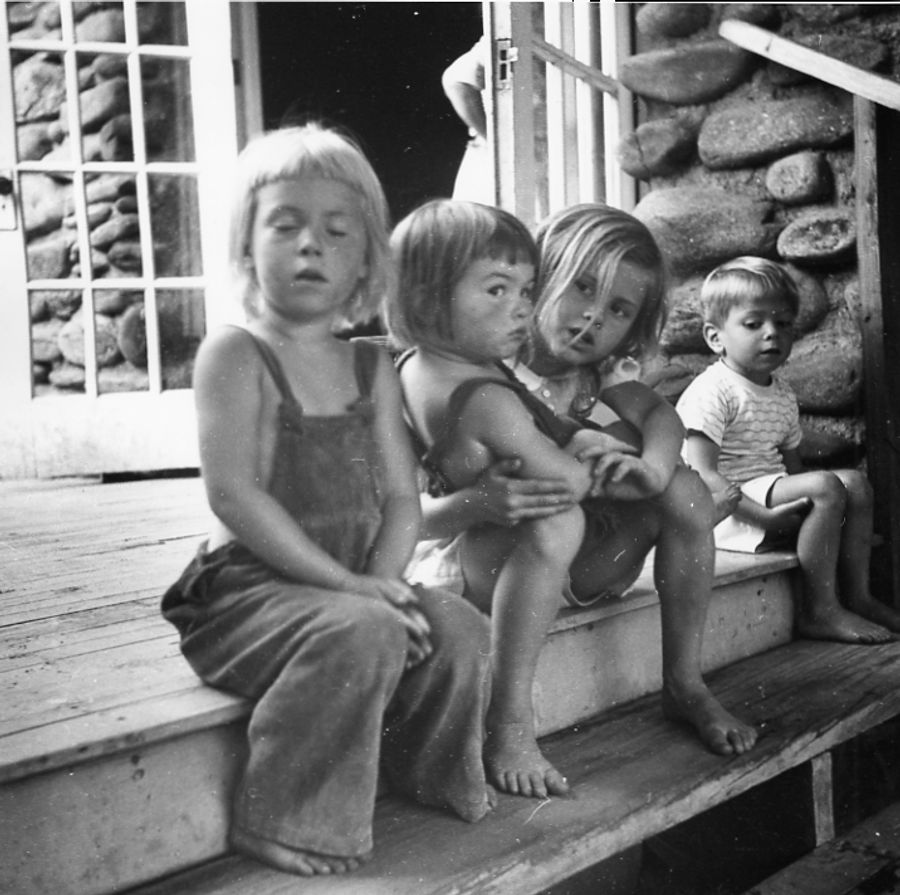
[745,798,900,894]
[130,640,900,895]
[0,477,237,786]
[3,616,167,672]
[1,633,195,734]
[4,593,160,637]
[1,685,248,783]
[2,585,187,627]
[0,476,800,816]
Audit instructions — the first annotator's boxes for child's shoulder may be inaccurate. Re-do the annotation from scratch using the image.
[449,375,537,428]
[201,323,255,350]
[676,361,731,412]
[196,324,261,367]
[681,360,728,393]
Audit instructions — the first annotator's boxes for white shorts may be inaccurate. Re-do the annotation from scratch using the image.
[714,471,789,553]
[406,532,636,609]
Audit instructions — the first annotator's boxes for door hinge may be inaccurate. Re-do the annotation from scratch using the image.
[495,39,518,90]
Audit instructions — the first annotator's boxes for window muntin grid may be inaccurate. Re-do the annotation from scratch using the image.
[7,0,203,398]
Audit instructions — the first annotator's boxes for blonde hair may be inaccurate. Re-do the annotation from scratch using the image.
[533,203,668,363]
[702,256,800,327]
[229,124,393,322]
[386,199,539,349]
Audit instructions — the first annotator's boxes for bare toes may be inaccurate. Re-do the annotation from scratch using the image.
[546,768,570,797]
[485,721,567,799]
[705,728,736,756]
[523,771,546,799]
[497,770,520,796]
[727,726,758,755]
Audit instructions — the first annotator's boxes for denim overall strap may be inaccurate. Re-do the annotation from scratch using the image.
[244,331,302,408]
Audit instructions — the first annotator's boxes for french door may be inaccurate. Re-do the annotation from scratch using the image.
[483,0,636,227]
[0,0,238,477]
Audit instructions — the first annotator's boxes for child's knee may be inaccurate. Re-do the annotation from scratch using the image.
[807,470,848,511]
[329,597,408,658]
[839,469,873,509]
[522,505,585,560]
[663,466,716,532]
[417,587,490,656]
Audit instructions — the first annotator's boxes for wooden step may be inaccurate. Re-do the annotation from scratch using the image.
[537,549,795,733]
[0,476,797,895]
[743,797,900,895]
[125,640,900,895]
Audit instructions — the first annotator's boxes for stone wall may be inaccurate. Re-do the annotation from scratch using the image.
[618,3,900,467]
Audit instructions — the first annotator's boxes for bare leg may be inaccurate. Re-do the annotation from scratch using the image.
[833,469,900,633]
[570,468,757,756]
[462,507,584,799]
[769,472,894,644]
[653,468,758,755]
[230,828,370,876]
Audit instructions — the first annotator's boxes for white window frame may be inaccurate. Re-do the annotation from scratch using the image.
[483,1,636,226]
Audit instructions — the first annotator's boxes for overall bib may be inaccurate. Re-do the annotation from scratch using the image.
[162,333,491,857]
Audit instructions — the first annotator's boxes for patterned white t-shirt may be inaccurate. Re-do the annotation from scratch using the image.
[675,360,801,484]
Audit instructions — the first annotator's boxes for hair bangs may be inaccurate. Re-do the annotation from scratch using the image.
[386,200,538,350]
[702,257,799,326]
[229,124,392,322]
[533,204,668,362]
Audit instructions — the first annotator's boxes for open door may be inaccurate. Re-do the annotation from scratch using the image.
[483,0,636,227]
[0,0,237,478]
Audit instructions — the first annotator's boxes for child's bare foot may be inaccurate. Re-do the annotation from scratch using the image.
[795,606,897,644]
[484,720,570,799]
[845,596,900,635]
[230,827,370,876]
[662,680,758,756]
[451,783,499,823]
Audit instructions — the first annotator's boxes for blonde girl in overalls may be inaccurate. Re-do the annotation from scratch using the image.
[162,125,493,878]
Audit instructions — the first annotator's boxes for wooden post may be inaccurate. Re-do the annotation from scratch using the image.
[810,753,835,846]
[855,97,900,603]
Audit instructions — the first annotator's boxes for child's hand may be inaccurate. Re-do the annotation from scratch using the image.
[713,480,742,524]
[763,497,813,535]
[571,428,640,463]
[588,453,669,501]
[348,575,433,667]
[396,601,433,668]
[473,457,576,526]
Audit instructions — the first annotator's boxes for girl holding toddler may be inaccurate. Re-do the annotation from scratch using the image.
[389,200,757,804]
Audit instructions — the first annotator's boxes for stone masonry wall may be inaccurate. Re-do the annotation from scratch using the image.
[618,3,900,467]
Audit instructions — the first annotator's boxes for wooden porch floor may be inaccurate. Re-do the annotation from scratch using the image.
[6,474,900,895]
[0,472,801,788]
[0,474,217,783]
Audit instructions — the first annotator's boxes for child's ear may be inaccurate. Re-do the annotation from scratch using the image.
[703,322,725,355]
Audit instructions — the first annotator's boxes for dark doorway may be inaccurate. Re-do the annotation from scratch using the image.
[255,2,483,223]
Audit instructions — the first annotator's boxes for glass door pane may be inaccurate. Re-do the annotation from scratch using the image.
[10,0,203,399]
[1,0,236,476]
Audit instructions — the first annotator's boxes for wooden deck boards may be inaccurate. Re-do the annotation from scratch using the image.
[0,476,227,781]
[6,476,897,895]
[744,797,900,894]
[131,639,900,895]
[0,475,798,787]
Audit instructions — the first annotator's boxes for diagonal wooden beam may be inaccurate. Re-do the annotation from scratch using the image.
[532,35,620,96]
[719,19,900,111]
